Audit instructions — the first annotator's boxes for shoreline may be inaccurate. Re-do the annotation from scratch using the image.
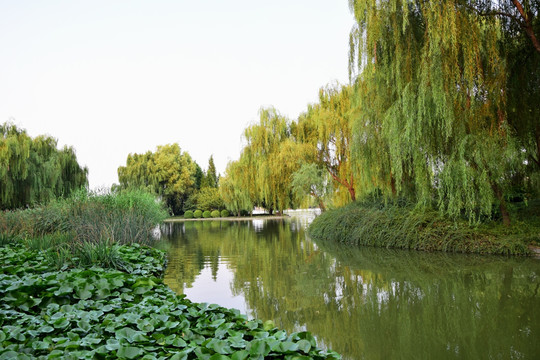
[165,215,291,222]
[308,202,539,256]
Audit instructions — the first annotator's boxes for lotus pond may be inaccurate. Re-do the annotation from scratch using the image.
[162,212,540,360]
[0,241,340,359]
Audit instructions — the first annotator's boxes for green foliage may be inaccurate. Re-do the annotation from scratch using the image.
[193,163,203,190]
[211,210,220,218]
[201,155,219,189]
[0,242,339,359]
[309,200,535,255]
[344,0,537,225]
[203,210,212,218]
[194,210,203,218]
[191,187,225,212]
[219,160,254,216]
[118,143,197,215]
[222,108,314,214]
[296,84,356,205]
[291,163,330,211]
[220,209,229,217]
[184,210,194,219]
[0,122,88,210]
[0,189,167,247]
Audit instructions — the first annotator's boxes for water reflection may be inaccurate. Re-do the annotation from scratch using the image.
[162,215,540,360]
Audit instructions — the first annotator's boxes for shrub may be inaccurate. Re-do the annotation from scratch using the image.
[194,210,203,218]
[203,210,212,218]
[184,210,194,219]
[211,210,220,218]
[220,209,230,217]
[194,187,225,211]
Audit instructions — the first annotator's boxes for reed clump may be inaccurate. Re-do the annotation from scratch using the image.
[309,200,538,255]
[0,189,168,268]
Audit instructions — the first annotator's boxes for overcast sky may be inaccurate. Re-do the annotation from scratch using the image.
[0,0,354,189]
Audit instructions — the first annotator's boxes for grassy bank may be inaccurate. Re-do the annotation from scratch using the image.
[0,191,340,359]
[309,200,540,256]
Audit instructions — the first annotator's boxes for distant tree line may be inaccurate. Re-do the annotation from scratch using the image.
[0,122,88,210]
[117,144,222,215]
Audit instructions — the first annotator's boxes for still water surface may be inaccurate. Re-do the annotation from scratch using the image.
[162,212,540,359]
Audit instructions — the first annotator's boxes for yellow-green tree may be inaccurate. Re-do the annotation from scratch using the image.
[348,0,521,224]
[118,143,196,215]
[219,159,254,216]
[296,84,357,206]
[242,108,312,213]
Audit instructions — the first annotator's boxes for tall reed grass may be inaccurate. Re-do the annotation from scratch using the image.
[309,200,535,255]
[0,189,168,268]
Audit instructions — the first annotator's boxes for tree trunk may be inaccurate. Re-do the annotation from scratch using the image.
[348,186,356,201]
[534,124,540,167]
[492,182,511,226]
[328,170,356,201]
[511,0,540,53]
[318,197,326,212]
[390,174,397,196]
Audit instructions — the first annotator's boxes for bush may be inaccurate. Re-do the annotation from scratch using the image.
[211,210,220,218]
[203,210,212,218]
[194,210,203,218]
[220,209,230,217]
[184,210,194,219]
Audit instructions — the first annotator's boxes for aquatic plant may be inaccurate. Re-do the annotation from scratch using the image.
[0,243,341,359]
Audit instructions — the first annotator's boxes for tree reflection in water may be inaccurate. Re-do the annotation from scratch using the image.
[162,216,540,360]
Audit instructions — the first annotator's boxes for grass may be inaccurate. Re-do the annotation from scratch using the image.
[309,199,540,255]
[0,189,168,269]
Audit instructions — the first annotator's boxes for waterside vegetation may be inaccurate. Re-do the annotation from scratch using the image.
[0,191,340,359]
[309,199,540,256]
[217,0,540,253]
[0,242,340,359]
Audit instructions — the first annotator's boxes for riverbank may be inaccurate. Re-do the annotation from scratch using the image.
[0,241,340,359]
[165,215,291,222]
[309,200,540,256]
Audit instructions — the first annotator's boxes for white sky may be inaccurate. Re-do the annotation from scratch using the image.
[0,0,354,189]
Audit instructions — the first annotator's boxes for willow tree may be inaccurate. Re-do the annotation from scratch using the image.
[238,107,314,213]
[0,122,88,209]
[118,143,196,214]
[291,163,330,211]
[349,0,520,225]
[219,159,254,216]
[296,84,357,205]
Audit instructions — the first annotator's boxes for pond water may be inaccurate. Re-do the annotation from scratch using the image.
[161,212,540,360]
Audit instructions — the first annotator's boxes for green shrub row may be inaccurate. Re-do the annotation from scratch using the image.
[184,209,230,219]
[309,200,536,255]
